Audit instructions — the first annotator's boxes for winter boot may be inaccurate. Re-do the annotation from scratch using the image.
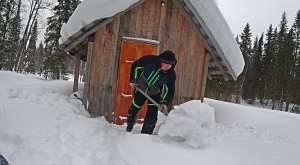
[141,122,156,135]
[126,113,137,132]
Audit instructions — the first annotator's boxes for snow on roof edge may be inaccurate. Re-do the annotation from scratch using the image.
[187,0,245,79]
[59,0,139,44]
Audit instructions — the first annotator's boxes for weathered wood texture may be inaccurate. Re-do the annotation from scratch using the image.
[162,0,206,105]
[73,53,81,93]
[114,0,206,106]
[85,0,208,121]
[87,18,120,122]
[83,40,94,109]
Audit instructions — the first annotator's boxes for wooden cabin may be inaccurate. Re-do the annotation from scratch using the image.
[59,0,244,124]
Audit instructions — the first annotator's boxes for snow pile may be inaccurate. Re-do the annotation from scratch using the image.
[1,71,300,165]
[0,71,122,165]
[158,100,216,148]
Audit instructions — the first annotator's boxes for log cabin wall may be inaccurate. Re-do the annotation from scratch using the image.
[87,18,120,122]
[88,0,207,120]
[115,0,206,105]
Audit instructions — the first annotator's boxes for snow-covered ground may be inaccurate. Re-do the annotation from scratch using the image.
[0,71,299,165]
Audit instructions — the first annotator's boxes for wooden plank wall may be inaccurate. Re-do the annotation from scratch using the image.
[117,0,161,41]
[114,0,206,106]
[162,0,206,105]
[88,18,120,122]
[88,0,207,119]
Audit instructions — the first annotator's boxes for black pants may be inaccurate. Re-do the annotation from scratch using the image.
[127,90,160,134]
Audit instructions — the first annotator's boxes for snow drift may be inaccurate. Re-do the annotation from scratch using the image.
[1,71,300,165]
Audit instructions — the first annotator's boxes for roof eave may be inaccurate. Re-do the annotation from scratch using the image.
[181,0,238,80]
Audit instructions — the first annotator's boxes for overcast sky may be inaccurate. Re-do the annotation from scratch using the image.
[216,0,300,38]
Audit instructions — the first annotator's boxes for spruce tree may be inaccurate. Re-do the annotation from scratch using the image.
[36,42,44,75]
[24,20,38,74]
[291,10,300,112]
[243,36,258,103]
[261,25,275,105]
[273,12,289,110]
[0,0,21,70]
[0,0,7,69]
[43,0,80,79]
[0,0,12,69]
[7,0,21,71]
[248,34,264,104]
[284,29,296,111]
[236,23,252,103]
[269,28,280,109]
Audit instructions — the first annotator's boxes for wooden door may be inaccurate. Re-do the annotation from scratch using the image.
[114,40,158,124]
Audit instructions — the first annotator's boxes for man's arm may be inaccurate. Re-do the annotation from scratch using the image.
[130,55,154,83]
[161,71,176,107]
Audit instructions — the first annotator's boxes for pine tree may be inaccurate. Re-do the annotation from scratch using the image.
[43,0,80,79]
[269,27,280,109]
[291,9,300,112]
[0,0,21,70]
[0,0,7,69]
[36,42,44,75]
[23,20,38,74]
[271,12,287,110]
[236,23,252,103]
[7,0,21,71]
[243,36,258,103]
[283,29,295,111]
[261,25,275,106]
[247,34,264,104]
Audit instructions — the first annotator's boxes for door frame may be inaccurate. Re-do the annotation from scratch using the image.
[113,37,160,124]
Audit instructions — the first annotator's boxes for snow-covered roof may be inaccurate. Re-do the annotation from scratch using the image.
[59,0,139,44]
[59,0,244,79]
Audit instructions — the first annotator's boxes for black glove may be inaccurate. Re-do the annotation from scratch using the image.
[130,79,136,84]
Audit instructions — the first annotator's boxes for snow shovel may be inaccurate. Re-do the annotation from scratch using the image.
[131,84,169,116]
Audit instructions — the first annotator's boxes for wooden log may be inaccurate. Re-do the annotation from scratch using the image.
[83,39,94,109]
[64,18,112,52]
[201,54,210,101]
[141,1,150,38]
[153,0,162,41]
[106,18,120,123]
[135,4,143,37]
[208,53,229,81]
[147,0,156,39]
[158,0,167,53]
[73,53,81,93]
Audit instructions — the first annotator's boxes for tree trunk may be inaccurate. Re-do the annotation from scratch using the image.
[285,102,290,112]
[14,0,42,71]
[279,88,284,111]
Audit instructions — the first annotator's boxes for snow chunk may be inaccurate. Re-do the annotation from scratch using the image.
[158,100,216,148]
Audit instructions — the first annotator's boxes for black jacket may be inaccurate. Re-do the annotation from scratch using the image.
[130,55,176,106]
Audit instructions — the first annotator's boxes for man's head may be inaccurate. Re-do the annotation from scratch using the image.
[158,50,176,71]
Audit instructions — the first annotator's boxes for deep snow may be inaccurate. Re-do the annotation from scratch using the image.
[0,71,300,165]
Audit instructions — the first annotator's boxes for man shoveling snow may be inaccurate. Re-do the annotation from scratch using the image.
[126,50,177,135]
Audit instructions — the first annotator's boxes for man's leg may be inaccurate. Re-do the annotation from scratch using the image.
[126,91,147,132]
[141,95,160,135]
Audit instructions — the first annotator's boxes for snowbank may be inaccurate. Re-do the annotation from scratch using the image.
[158,100,216,148]
[1,71,300,165]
